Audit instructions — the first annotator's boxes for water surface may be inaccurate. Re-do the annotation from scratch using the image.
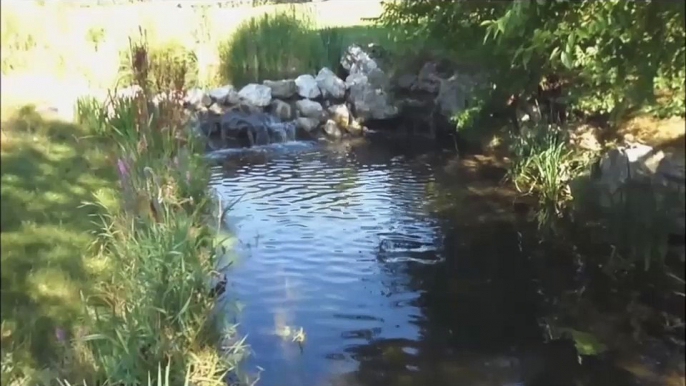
[210,137,680,386]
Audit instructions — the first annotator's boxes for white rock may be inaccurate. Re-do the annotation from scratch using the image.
[208,85,237,105]
[263,79,297,99]
[295,99,324,119]
[315,67,346,99]
[295,74,321,99]
[184,87,211,108]
[237,84,272,107]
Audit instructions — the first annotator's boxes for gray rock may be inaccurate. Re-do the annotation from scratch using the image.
[263,79,297,99]
[208,85,238,105]
[294,117,320,134]
[295,99,324,119]
[237,84,272,107]
[184,87,211,108]
[345,73,368,88]
[323,119,343,139]
[295,74,321,99]
[367,68,390,90]
[598,144,663,194]
[270,99,292,121]
[416,62,442,93]
[396,73,417,90]
[341,44,380,76]
[435,73,478,118]
[656,153,686,183]
[347,75,398,121]
[328,104,351,130]
[315,67,346,99]
[208,103,224,115]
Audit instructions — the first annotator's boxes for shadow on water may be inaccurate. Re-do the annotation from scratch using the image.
[210,134,684,386]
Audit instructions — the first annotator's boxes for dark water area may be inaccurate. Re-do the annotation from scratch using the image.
[208,135,685,386]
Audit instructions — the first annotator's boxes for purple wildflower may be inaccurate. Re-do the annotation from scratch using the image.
[117,158,129,179]
[55,327,66,343]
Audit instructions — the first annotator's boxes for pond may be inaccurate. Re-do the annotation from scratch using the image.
[209,134,682,386]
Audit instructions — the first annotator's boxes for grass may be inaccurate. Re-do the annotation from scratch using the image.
[217,6,391,86]
[1,0,385,106]
[219,7,338,85]
[506,124,590,231]
[2,34,248,386]
[1,104,118,384]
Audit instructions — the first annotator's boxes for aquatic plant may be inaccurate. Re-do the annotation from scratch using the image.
[70,39,247,386]
[506,123,588,230]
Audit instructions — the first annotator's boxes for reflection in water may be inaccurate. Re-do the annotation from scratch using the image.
[209,138,680,386]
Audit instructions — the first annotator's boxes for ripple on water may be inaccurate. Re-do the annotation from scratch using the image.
[208,143,453,386]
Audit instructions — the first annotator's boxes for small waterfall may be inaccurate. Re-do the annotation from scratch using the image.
[202,110,298,149]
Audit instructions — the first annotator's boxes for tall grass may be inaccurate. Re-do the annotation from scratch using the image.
[506,124,588,230]
[219,7,345,86]
[69,37,248,386]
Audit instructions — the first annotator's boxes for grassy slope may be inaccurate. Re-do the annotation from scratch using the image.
[1,103,116,381]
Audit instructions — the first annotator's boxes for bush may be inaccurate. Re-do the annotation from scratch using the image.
[219,7,344,86]
[378,1,686,124]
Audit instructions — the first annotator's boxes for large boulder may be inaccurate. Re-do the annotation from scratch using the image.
[315,67,346,100]
[340,44,399,122]
[598,143,664,194]
[295,99,324,119]
[263,79,297,99]
[346,73,398,121]
[237,84,272,107]
[295,74,321,99]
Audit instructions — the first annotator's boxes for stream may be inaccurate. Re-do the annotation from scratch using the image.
[209,134,684,386]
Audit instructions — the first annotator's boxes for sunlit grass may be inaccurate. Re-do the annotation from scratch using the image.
[1,103,117,384]
[1,0,385,100]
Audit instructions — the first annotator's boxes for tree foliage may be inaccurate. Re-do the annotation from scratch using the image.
[379,0,685,122]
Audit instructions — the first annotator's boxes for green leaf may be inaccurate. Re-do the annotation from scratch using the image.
[561,50,573,69]
[566,32,576,53]
[550,46,561,60]
[560,328,608,356]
